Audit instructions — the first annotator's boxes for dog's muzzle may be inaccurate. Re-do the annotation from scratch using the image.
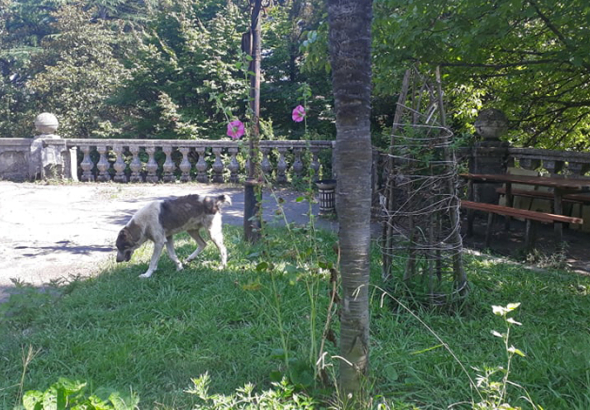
[116,250,132,263]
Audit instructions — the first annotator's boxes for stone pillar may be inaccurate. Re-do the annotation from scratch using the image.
[29,113,65,180]
[470,108,510,204]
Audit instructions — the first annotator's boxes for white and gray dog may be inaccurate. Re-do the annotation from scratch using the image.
[116,194,231,278]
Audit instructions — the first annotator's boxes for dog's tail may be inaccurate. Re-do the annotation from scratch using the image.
[216,194,232,207]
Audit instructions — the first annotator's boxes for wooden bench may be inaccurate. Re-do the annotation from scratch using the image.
[461,200,584,251]
[496,187,590,205]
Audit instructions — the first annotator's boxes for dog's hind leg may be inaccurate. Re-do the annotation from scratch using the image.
[185,229,207,263]
[165,236,184,271]
[139,240,165,278]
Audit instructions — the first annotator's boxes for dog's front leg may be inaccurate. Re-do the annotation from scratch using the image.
[208,223,227,269]
[165,236,183,271]
[139,241,165,278]
[185,229,207,264]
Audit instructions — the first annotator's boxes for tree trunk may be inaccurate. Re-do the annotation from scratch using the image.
[327,0,373,395]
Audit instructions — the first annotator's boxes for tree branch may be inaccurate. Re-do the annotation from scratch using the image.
[440,59,563,69]
[528,0,569,48]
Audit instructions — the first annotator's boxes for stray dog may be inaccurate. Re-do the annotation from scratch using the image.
[116,194,231,278]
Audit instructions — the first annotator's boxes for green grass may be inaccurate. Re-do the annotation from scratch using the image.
[1,225,590,409]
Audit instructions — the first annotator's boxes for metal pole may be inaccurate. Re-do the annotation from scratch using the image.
[244,0,262,242]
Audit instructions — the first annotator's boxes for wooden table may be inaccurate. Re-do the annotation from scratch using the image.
[460,173,590,243]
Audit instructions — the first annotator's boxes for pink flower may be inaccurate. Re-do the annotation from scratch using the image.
[227,120,245,139]
[292,105,306,122]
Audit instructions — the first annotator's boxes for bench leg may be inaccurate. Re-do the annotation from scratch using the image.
[554,222,564,248]
[503,182,513,230]
[524,220,537,252]
[484,213,494,248]
[467,209,474,237]
[504,214,511,231]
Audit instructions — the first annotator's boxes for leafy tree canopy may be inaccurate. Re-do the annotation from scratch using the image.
[2,0,589,150]
[373,0,590,149]
[26,4,133,138]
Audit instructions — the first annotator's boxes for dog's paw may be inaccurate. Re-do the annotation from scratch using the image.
[138,272,153,278]
[175,263,184,271]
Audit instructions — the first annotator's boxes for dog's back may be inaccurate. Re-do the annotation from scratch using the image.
[158,194,231,236]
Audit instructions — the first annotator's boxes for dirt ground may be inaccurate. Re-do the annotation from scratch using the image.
[461,215,590,275]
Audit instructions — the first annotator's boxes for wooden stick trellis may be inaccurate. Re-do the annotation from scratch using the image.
[380,67,467,305]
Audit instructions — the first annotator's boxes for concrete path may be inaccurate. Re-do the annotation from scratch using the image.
[0,181,338,303]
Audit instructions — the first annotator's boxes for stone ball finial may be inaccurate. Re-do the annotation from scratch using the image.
[34,112,59,135]
[474,108,508,140]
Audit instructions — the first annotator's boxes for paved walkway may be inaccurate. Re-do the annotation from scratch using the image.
[0,181,338,303]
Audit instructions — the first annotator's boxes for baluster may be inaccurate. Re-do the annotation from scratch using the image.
[179,147,192,182]
[261,147,272,180]
[292,148,304,177]
[129,145,143,182]
[567,162,590,177]
[196,147,209,183]
[519,158,541,171]
[310,147,320,179]
[228,147,240,183]
[276,147,288,183]
[80,145,95,182]
[145,146,159,183]
[162,145,175,182]
[113,145,127,183]
[212,147,225,183]
[543,159,564,176]
[96,145,111,182]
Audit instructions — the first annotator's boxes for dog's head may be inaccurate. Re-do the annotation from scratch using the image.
[116,225,141,263]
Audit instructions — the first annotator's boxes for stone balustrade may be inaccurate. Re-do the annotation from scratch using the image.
[0,138,31,181]
[508,147,590,177]
[39,138,335,184]
[453,146,590,178]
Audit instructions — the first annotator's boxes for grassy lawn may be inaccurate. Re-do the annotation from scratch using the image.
[1,225,590,409]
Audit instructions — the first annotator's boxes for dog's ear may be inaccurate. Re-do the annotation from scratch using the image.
[117,222,141,248]
[126,221,142,241]
[217,194,232,207]
[116,228,130,248]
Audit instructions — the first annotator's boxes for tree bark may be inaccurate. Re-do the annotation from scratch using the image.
[327,0,373,395]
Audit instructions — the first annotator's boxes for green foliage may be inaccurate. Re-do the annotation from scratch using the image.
[0,3,134,138]
[21,377,139,410]
[260,0,334,140]
[3,0,589,149]
[27,4,133,138]
[373,0,590,149]
[186,373,317,409]
[473,303,541,410]
[0,0,336,141]
[112,0,251,139]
